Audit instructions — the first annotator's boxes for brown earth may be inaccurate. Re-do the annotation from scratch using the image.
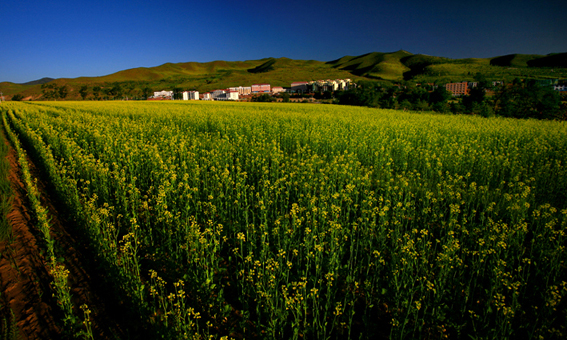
[0,128,128,339]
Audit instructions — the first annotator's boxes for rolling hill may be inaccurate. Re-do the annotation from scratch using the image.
[327,50,413,80]
[1,51,566,100]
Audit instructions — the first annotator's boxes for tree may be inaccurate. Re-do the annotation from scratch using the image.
[110,83,123,99]
[41,83,58,100]
[429,86,451,105]
[11,94,24,101]
[102,87,112,100]
[251,94,274,102]
[142,87,152,100]
[473,72,492,90]
[58,85,68,100]
[93,86,101,100]
[123,82,136,100]
[282,92,290,103]
[399,99,412,111]
[79,85,89,100]
[173,87,183,100]
[428,86,451,112]
[493,82,562,119]
[462,86,486,114]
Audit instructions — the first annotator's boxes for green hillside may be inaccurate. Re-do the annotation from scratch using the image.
[527,52,567,68]
[327,50,413,80]
[490,54,544,67]
[1,51,567,100]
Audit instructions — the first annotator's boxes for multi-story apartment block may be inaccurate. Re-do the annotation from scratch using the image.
[210,89,239,101]
[445,82,469,96]
[229,86,252,96]
[182,91,199,100]
[307,79,353,92]
[251,84,271,93]
[211,89,227,99]
[336,79,352,91]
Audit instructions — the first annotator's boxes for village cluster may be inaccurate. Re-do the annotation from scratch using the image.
[444,79,566,96]
[151,78,567,102]
[150,79,354,101]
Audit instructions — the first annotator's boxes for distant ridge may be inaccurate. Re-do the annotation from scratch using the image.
[527,53,567,68]
[1,51,566,100]
[327,50,413,80]
[18,77,55,86]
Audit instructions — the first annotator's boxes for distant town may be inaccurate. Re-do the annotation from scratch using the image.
[150,78,567,102]
[149,79,354,102]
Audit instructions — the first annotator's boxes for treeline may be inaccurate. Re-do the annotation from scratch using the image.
[78,82,154,101]
[334,79,566,120]
[40,83,68,100]
[40,82,166,101]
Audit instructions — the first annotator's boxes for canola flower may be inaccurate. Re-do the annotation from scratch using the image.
[2,100,567,339]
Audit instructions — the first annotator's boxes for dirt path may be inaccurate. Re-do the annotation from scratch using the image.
[0,129,61,339]
[0,129,128,339]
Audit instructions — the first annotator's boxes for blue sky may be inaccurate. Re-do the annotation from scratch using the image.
[1,0,566,83]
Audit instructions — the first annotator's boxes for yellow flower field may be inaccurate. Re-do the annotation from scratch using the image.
[2,101,566,339]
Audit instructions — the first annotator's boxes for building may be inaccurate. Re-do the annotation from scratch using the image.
[272,86,285,94]
[251,84,271,93]
[307,79,354,92]
[225,90,239,100]
[210,89,239,101]
[445,82,469,96]
[211,89,226,99]
[336,79,352,91]
[308,80,334,92]
[229,86,252,96]
[153,90,173,99]
[202,92,212,100]
[182,91,199,100]
[291,82,308,93]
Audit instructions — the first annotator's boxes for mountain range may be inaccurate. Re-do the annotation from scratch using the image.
[1,51,566,100]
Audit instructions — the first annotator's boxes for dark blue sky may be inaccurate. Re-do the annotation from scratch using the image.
[1,0,566,83]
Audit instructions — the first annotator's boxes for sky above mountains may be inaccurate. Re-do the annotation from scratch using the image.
[1,0,566,83]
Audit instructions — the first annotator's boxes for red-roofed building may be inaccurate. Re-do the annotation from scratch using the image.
[252,84,271,93]
[272,86,285,94]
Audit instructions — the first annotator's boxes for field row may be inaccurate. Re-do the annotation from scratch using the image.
[3,101,567,339]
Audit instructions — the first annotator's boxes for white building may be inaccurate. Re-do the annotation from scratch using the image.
[225,90,239,100]
[229,86,252,96]
[212,90,239,101]
[153,90,173,99]
[182,91,199,100]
